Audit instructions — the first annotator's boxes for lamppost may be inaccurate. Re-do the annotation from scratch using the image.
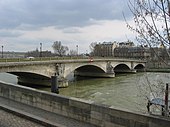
[1,46,3,58]
[76,45,78,57]
[40,43,42,57]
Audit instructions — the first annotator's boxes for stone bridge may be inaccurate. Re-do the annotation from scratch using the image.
[0,58,146,86]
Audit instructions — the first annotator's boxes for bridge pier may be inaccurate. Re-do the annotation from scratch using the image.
[51,74,59,94]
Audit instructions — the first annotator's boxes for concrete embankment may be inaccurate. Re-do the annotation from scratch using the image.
[0,82,170,127]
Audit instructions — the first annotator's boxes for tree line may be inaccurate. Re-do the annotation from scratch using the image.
[25,41,78,57]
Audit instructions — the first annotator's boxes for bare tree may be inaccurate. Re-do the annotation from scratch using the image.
[52,41,69,57]
[125,0,170,116]
[125,0,170,62]
[89,42,97,56]
[69,50,77,56]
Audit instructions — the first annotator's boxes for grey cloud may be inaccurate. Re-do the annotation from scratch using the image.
[0,0,131,29]
[61,27,82,34]
[0,30,23,37]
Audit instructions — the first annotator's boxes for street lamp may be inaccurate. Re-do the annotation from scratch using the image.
[76,45,78,57]
[40,43,42,57]
[1,46,3,58]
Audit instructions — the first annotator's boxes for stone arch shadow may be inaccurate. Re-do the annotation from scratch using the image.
[113,64,131,74]
[134,64,145,72]
[8,72,51,87]
[74,65,106,78]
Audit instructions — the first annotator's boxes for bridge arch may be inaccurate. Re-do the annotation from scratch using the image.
[63,62,106,78]
[134,64,145,72]
[113,64,131,73]
[8,71,51,86]
[74,64,110,78]
[2,64,56,78]
[8,71,50,79]
[74,64,106,73]
[75,65,105,73]
[74,65,106,77]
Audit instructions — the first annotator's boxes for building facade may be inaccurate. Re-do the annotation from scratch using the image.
[93,42,118,57]
[114,46,151,59]
[1,52,25,58]
[91,41,170,61]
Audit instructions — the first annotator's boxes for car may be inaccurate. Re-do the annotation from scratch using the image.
[26,57,35,60]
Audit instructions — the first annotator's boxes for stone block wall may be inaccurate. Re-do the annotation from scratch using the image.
[0,82,170,127]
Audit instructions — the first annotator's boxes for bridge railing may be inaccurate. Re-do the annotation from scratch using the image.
[0,56,145,63]
[0,57,87,63]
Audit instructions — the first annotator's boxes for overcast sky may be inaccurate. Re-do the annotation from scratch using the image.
[0,0,135,53]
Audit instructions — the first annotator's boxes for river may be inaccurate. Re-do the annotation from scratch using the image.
[0,72,169,114]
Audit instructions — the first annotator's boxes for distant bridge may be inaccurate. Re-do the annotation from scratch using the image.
[0,58,146,86]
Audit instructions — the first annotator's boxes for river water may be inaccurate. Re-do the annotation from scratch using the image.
[0,72,169,114]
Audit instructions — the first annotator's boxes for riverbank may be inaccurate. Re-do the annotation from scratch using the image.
[146,68,170,73]
[1,81,170,127]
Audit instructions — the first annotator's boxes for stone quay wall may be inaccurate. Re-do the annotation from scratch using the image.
[0,82,170,127]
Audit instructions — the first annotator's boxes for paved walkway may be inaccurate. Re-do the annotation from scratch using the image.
[0,109,45,127]
[0,97,97,127]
